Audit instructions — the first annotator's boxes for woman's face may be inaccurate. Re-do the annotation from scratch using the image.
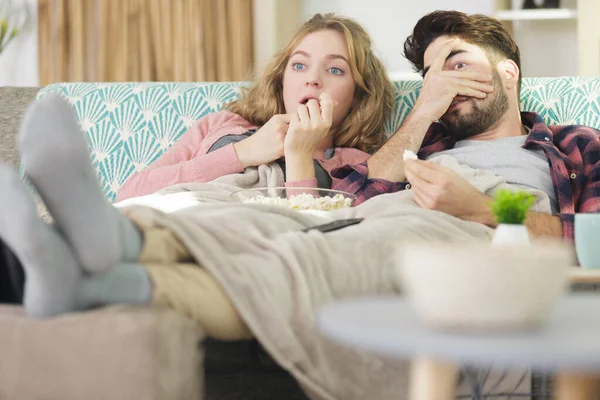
[282,29,357,131]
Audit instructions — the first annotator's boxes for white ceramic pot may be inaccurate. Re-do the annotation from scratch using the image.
[491,223,531,246]
[397,241,574,332]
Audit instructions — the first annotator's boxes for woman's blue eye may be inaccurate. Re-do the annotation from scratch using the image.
[292,63,305,71]
[329,67,343,75]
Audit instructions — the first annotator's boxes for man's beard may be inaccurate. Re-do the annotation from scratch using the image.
[440,69,509,140]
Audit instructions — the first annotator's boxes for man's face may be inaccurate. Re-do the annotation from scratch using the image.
[423,36,509,140]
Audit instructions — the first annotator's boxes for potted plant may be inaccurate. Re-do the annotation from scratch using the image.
[490,189,536,246]
[0,0,28,56]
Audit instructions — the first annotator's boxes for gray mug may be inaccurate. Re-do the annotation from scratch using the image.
[575,214,600,269]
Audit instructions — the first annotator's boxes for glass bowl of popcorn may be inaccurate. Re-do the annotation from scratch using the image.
[231,187,357,211]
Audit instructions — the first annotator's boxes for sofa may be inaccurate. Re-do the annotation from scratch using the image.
[0,77,598,399]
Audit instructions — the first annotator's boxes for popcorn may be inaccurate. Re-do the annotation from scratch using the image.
[244,193,353,211]
[403,150,418,161]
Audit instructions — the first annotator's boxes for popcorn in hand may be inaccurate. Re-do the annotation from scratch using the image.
[403,150,418,161]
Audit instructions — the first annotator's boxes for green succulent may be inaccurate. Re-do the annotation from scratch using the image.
[0,0,28,55]
[490,189,536,225]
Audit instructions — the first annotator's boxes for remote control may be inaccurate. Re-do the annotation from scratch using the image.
[303,218,364,233]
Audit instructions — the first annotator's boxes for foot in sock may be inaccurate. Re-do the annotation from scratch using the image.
[18,93,143,273]
[77,262,153,310]
[0,164,81,317]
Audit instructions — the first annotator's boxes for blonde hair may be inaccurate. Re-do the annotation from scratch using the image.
[226,13,394,154]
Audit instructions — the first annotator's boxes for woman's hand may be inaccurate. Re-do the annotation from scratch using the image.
[284,92,335,158]
[284,93,336,182]
[233,114,290,168]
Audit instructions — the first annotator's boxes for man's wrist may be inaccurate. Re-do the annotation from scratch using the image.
[469,194,497,227]
[366,110,432,182]
[409,104,439,127]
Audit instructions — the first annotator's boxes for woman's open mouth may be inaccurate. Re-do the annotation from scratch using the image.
[299,96,319,105]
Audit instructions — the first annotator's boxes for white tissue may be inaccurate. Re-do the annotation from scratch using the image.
[403,150,418,161]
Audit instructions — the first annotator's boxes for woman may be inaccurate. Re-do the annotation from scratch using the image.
[0,13,394,339]
[116,13,394,201]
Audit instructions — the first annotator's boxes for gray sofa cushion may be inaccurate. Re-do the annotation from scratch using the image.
[0,87,38,169]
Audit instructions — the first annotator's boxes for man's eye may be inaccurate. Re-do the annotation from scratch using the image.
[455,62,466,70]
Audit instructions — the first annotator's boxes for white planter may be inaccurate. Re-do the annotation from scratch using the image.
[491,223,531,246]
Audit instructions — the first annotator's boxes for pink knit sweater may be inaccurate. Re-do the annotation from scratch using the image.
[115,111,370,202]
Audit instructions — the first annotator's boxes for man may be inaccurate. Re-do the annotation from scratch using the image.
[334,10,600,241]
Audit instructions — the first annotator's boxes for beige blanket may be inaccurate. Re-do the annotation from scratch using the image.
[115,161,286,212]
[117,156,551,400]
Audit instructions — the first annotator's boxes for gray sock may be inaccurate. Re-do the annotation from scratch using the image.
[0,165,81,318]
[77,263,153,309]
[18,93,143,273]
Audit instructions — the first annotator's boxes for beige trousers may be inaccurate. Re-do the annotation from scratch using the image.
[128,212,253,341]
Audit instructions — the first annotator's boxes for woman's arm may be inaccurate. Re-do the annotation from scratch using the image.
[116,112,247,202]
[285,153,317,187]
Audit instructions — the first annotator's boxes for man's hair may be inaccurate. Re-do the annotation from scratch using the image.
[403,10,522,94]
[227,13,395,154]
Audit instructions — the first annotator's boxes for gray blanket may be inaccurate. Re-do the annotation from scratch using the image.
[116,155,551,400]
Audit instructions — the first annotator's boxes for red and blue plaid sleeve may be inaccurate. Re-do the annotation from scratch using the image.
[555,125,600,241]
[332,162,407,205]
[331,124,452,205]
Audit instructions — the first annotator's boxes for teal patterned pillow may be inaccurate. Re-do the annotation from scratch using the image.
[38,82,246,201]
[37,77,600,202]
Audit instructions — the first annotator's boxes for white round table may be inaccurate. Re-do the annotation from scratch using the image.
[317,294,600,400]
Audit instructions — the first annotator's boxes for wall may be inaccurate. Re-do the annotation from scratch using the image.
[302,0,494,80]
[302,0,581,79]
[253,0,303,74]
[512,19,578,77]
[509,0,578,77]
[0,0,584,86]
[0,0,38,87]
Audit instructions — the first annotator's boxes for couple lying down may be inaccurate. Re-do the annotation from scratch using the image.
[0,10,598,400]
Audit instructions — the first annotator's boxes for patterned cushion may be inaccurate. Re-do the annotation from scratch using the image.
[37,78,600,202]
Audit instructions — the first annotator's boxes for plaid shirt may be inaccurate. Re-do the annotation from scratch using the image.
[332,112,600,241]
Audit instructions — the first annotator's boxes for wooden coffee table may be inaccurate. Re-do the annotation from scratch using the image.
[569,266,600,285]
[317,294,600,400]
